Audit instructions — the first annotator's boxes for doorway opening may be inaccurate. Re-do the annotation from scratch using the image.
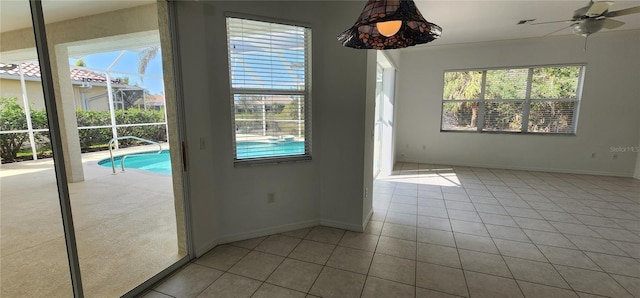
[373,52,396,179]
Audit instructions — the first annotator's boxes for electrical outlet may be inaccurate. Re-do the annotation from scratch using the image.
[267,193,275,203]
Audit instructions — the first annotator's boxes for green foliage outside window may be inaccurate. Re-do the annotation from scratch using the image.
[0,97,166,162]
[441,66,582,133]
[234,95,304,137]
[0,98,48,162]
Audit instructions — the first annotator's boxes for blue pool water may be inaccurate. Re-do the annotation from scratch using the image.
[99,141,305,175]
[236,141,304,159]
[99,150,173,175]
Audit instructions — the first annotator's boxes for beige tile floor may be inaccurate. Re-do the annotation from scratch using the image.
[1,147,184,297]
[144,163,639,298]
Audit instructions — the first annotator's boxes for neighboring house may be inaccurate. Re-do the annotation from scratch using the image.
[143,93,166,111]
[0,62,162,111]
[234,96,295,114]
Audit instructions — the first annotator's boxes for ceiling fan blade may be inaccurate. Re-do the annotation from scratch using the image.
[530,20,574,25]
[545,24,574,36]
[603,18,625,29]
[587,1,614,16]
[605,6,640,17]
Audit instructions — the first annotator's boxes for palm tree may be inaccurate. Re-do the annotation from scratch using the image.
[137,46,160,82]
[444,71,482,127]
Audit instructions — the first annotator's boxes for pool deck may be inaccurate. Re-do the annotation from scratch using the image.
[0,144,184,297]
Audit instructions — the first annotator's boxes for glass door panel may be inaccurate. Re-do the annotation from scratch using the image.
[40,1,188,296]
[0,1,72,295]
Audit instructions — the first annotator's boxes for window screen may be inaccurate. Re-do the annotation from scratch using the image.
[227,17,311,162]
[441,65,583,134]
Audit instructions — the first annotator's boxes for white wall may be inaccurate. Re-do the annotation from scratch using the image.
[395,31,640,177]
[382,50,401,69]
[174,1,372,256]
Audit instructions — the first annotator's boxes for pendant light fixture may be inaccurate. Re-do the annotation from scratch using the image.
[338,0,442,50]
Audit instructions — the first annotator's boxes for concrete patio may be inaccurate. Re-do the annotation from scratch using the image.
[0,147,184,297]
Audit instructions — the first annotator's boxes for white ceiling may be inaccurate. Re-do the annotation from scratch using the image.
[0,0,154,33]
[0,0,639,45]
[415,0,640,46]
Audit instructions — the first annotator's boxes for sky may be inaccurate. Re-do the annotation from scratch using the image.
[68,49,164,94]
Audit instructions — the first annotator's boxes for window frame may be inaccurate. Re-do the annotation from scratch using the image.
[440,64,585,135]
[226,14,312,165]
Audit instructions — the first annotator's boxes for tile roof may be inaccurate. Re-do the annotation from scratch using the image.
[144,94,165,106]
[0,62,126,85]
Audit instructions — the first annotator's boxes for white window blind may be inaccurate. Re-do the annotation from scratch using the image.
[441,65,583,134]
[226,17,311,162]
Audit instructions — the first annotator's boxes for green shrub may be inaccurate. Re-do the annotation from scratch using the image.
[76,109,166,149]
[1,98,167,162]
[0,98,49,162]
[75,110,112,149]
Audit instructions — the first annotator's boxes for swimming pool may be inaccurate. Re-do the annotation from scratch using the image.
[99,150,173,175]
[236,141,304,159]
[99,141,305,175]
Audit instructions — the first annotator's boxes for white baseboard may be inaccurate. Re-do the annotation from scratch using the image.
[194,219,320,257]
[320,218,365,232]
[397,158,633,178]
[195,238,220,258]
[194,217,373,257]
[362,208,373,230]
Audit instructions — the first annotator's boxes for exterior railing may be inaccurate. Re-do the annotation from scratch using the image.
[108,136,162,174]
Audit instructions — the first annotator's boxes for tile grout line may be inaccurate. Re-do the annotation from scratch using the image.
[472,176,527,297]
[497,181,580,294]
[441,175,471,298]
[257,229,333,296]
[494,168,636,296]
[500,171,597,296]
[260,234,306,295]
[306,228,346,297]
[203,236,269,297]
[508,218,579,295]
[382,198,640,261]
[213,232,312,296]
[165,163,638,298]
[359,212,384,298]
[580,248,637,297]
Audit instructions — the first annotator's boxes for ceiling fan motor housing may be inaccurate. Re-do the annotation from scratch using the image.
[573,18,605,36]
[534,1,639,37]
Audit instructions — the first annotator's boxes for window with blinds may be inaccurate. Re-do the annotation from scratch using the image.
[226,17,311,162]
[441,65,584,134]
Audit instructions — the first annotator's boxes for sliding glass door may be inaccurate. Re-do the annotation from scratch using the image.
[0,1,190,296]
[0,3,73,296]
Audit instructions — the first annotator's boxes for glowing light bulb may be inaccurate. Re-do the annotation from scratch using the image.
[376,20,402,37]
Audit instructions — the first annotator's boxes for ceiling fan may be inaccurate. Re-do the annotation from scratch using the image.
[532,1,640,37]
